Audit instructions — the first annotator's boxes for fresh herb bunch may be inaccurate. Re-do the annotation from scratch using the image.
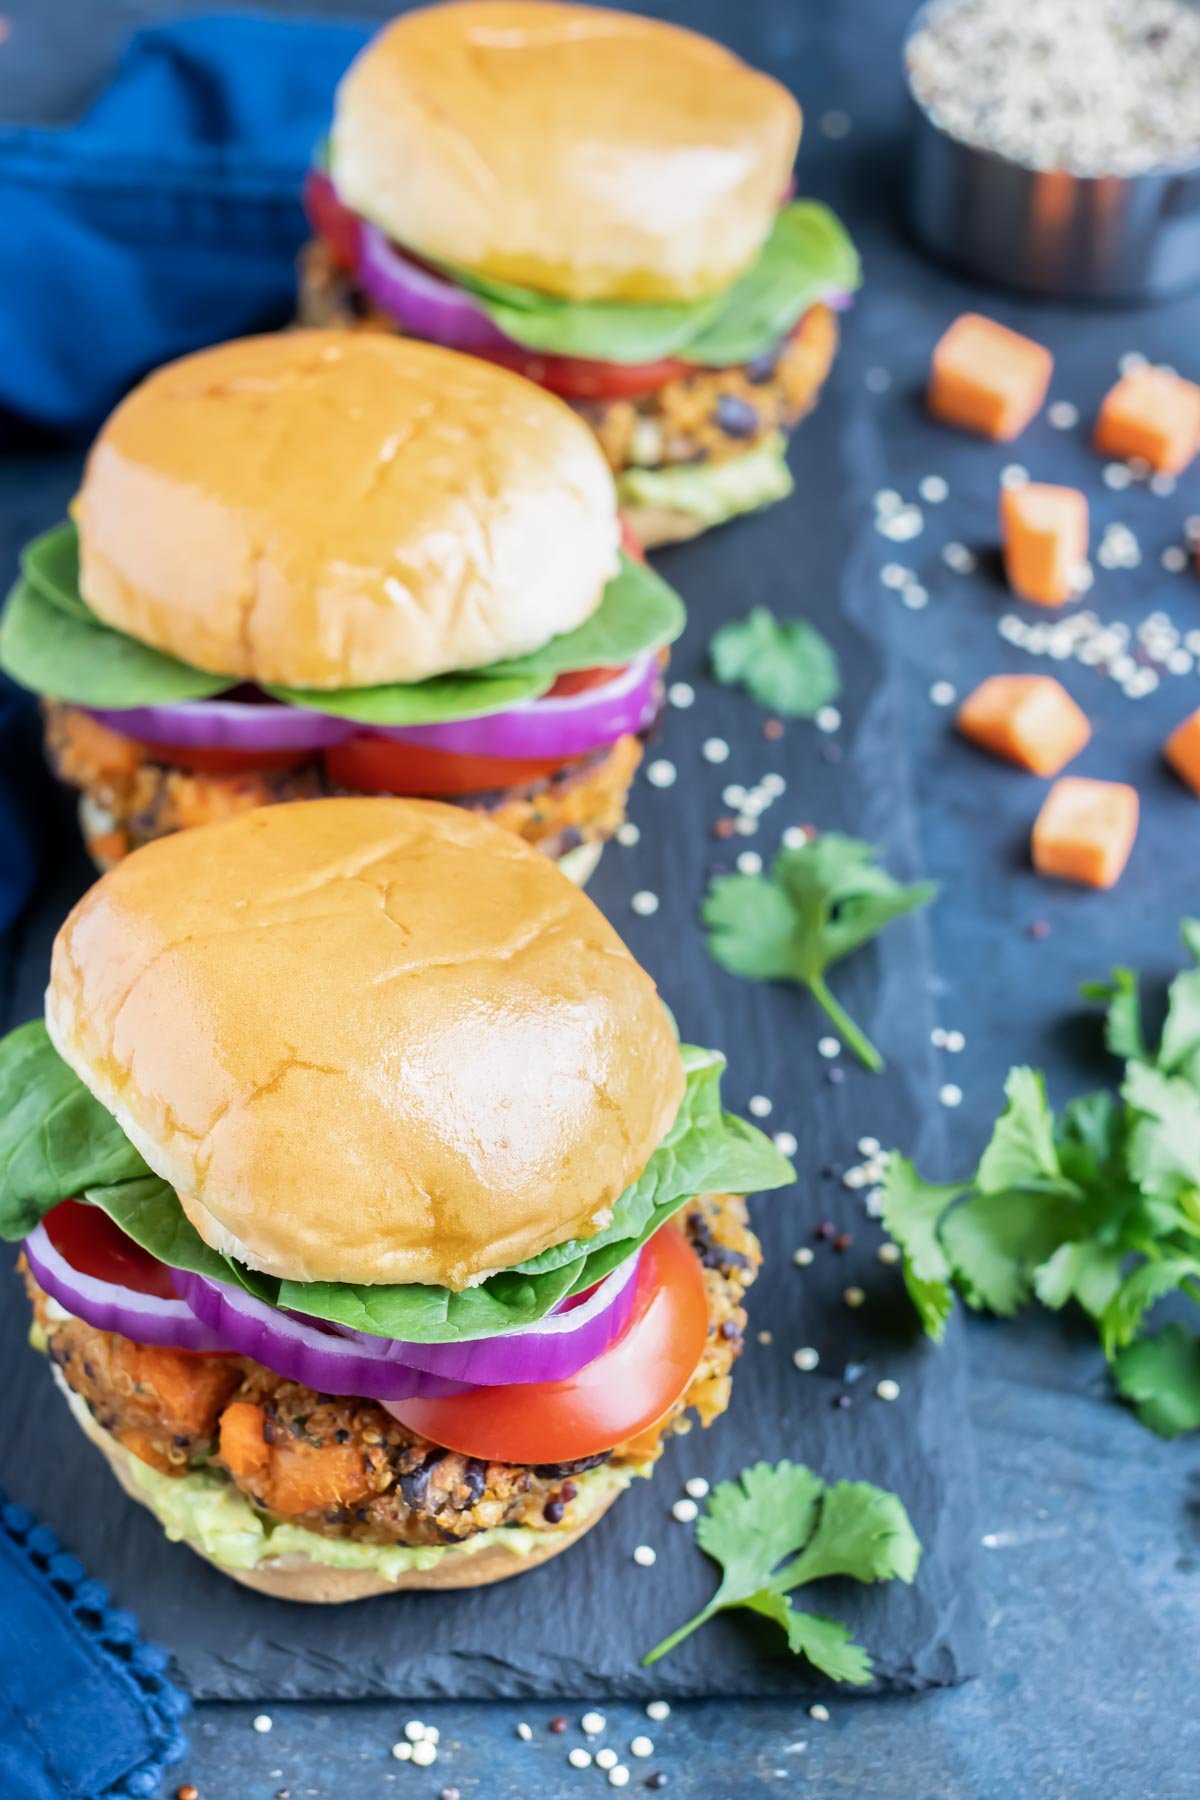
[883,921,1200,1437]
[710,606,840,719]
[643,1460,921,1678]
[702,836,937,1072]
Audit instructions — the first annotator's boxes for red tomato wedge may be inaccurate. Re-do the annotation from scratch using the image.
[385,1223,708,1464]
[324,736,575,797]
[474,345,691,402]
[43,1199,177,1301]
[133,743,313,776]
[303,168,362,271]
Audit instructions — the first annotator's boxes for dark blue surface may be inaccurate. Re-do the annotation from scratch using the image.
[1,0,1200,1794]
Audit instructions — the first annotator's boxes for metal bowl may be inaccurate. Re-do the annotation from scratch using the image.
[905,1,1200,304]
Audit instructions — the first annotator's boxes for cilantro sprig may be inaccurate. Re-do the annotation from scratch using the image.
[710,607,840,719]
[643,1460,921,1677]
[883,920,1200,1437]
[702,837,937,1072]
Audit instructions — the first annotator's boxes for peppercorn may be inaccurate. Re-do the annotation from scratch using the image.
[176,1787,199,1800]
[814,1221,835,1241]
[550,1716,569,1734]
[833,1232,853,1252]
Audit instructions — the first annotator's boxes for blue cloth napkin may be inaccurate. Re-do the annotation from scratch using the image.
[0,13,369,433]
[0,1493,189,1799]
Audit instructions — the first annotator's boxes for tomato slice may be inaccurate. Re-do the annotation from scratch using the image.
[132,742,313,776]
[325,736,574,797]
[475,345,690,402]
[303,169,362,271]
[42,1199,177,1301]
[386,1223,708,1464]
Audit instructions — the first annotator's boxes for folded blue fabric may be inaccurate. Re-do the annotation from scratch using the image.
[0,14,369,432]
[0,1494,189,1799]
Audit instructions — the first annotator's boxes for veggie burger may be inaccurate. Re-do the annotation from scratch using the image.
[4,799,792,1596]
[301,0,860,544]
[0,330,684,874]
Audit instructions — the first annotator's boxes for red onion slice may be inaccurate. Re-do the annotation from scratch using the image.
[357,223,515,354]
[170,1269,467,1401]
[366,655,661,761]
[24,1221,228,1352]
[171,1248,641,1396]
[332,1249,644,1387]
[84,697,354,753]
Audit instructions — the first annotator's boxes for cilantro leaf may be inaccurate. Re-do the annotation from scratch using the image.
[710,607,840,719]
[702,837,936,1072]
[1033,1239,1126,1320]
[1099,1256,1200,1357]
[879,1157,963,1342]
[941,1188,1083,1316]
[745,1592,874,1685]
[975,1068,1072,1195]
[1112,1325,1200,1438]
[1157,922,1200,1079]
[1122,1062,1200,1204]
[1081,967,1145,1064]
[643,1460,920,1673]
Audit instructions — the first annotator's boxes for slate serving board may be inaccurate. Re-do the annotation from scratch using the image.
[0,343,983,1699]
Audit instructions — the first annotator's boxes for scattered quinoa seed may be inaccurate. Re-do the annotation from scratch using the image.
[411,1741,438,1768]
[631,891,659,917]
[736,850,763,875]
[817,1037,841,1060]
[919,474,949,503]
[774,1130,798,1156]
[596,1748,619,1770]
[608,1769,631,1790]
[685,1478,709,1499]
[633,1545,657,1567]
[793,1246,815,1266]
[809,1703,830,1723]
[672,1498,699,1523]
[569,1748,594,1770]
[930,680,957,706]
[646,759,676,788]
[702,737,730,764]
[939,1083,963,1107]
[615,821,640,847]
[844,1286,866,1308]
[253,1717,272,1735]
[582,1713,606,1736]
[667,681,695,708]
[404,1722,426,1743]
[749,1094,773,1117]
[646,1702,671,1722]
[1048,400,1079,429]
[793,1346,820,1372]
[391,1745,412,1763]
[631,1736,654,1758]
[878,1242,902,1265]
[877,1378,901,1402]
[516,1723,533,1741]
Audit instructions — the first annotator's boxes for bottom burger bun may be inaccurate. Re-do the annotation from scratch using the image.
[61,1375,626,1601]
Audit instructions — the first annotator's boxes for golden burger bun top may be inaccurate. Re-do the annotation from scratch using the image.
[74,331,620,690]
[330,0,801,302]
[45,799,685,1289]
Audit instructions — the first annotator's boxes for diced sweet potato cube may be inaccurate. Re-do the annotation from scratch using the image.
[1032,778,1138,889]
[1000,483,1089,606]
[928,313,1053,440]
[1164,708,1200,796]
[1094,367,1200,474]
[958,675,1091,776]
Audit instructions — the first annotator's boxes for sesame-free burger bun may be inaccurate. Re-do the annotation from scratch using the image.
[45,798,684,1288]
[74,332,619,690]
[331,1,801,303]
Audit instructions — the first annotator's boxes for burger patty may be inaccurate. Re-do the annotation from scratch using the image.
[42,701,643,869]
[28,1195,760,1549]
[297,240,838,473]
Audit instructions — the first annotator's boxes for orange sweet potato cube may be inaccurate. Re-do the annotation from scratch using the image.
[1032,777,1139,889]
[1000,483,1089,606]
[958,675,1091,776]
[928,313,1053,441]
[1094,366,1200,475]
[1164,708,1200,796]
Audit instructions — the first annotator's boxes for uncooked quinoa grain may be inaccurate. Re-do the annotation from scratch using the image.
[907,0,1200,177]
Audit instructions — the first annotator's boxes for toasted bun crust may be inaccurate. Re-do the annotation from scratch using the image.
[331,1,800,302]
[46,798,684,1287]
[68,1385,618,1598]
[75,332,619,690]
